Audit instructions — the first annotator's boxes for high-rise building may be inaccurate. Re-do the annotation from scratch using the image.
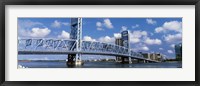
[175,43,182,61]
[142,53,151,59]
[115,38,123,46]
[115,38,123,62]
[121,30,129,48]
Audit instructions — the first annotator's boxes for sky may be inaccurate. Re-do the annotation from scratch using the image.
[18,18,182,60]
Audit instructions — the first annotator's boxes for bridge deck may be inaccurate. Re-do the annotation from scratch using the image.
[18,51,159,63]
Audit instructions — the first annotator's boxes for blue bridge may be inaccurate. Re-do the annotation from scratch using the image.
[18,18,159,66]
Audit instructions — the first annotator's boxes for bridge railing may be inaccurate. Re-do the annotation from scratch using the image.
[82,41,144,58]
[82,41,129,54]
[18,38,77,51]
[18,39,144,59]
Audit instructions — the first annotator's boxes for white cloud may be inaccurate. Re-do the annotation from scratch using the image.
[129,30,147,43]
[96,19,113,30]
[170,44,175,48]
[97,28,103,31]
[146,19,157,25]
[58,30,70,39]
[150,33,154,36]
[155,21,182,33]
[132,24,139,28]
[130,38,140,43]
[96,22,102,27]
[132,43,149,51]
[159,48,163,50]
[51,20,61,28]
[83,36,96,41]
[167,50,173,54]
[96,22,104,31]
[164,33,182,43]
[103,19,114,29]
[155,27,165,33]
[18,20,45,38]
[29,28,51,38]
[121,26,127,31]
[142,46,149,51]
[51,20,69,28]
[114,33,121,39]
[163,21,182,32]
[18,20,43,29]
[98,36,115,43]
[131,30,147,38]
[62,22,70,26]
[144,37,162,45]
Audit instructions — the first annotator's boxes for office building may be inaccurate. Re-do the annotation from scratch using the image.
[121,30,129,48]
[141,53,164,62]
[175,43,182,61]
[115,38,123,62]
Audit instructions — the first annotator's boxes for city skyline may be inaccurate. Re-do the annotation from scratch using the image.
[18,18,182,60]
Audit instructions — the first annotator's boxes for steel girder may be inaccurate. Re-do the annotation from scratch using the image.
[18,39,144,59]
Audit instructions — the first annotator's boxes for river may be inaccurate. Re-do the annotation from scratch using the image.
[18,61,182,68]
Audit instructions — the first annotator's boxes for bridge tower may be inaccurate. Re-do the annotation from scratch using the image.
[121,30,132,64]
[67,18,83,66]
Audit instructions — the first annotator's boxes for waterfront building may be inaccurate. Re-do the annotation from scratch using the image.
[141,53,164,62]
[142,53,151,59]
[121,30,129,48]
[115,38,123,62]
[115,38,123,46]
[175,43,182,61]
[155,53,164,61]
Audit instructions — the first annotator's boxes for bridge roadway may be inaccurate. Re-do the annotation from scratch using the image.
[18,50,159,63]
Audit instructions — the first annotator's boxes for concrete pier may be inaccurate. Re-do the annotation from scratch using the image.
[66,54,76,67]
[121,57,132,64]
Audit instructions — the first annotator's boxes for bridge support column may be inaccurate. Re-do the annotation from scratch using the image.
[67,54,83,67]
[121,57,132,64]
[143,60,146,63]
[75,53,83,65]
[128,57,132,64]
[137,59,140,63]
[116,56,122,62]
[67,54,76,67]
[131,59,137,63]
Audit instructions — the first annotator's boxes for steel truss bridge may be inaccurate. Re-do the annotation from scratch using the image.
[18,18,159,64]
[18,38,159,63]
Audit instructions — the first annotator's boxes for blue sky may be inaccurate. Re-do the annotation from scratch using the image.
[18,18,182,60]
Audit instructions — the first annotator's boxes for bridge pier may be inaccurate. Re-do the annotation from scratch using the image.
[67,54,76,67]
[116,56,122,63]
[143,60,146,63]
[137,59,140,63]
[121,57,132,64]
[131,59,138,63]
[137,59,146,63]
[129,57,132,64]
[67,54,83,67]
